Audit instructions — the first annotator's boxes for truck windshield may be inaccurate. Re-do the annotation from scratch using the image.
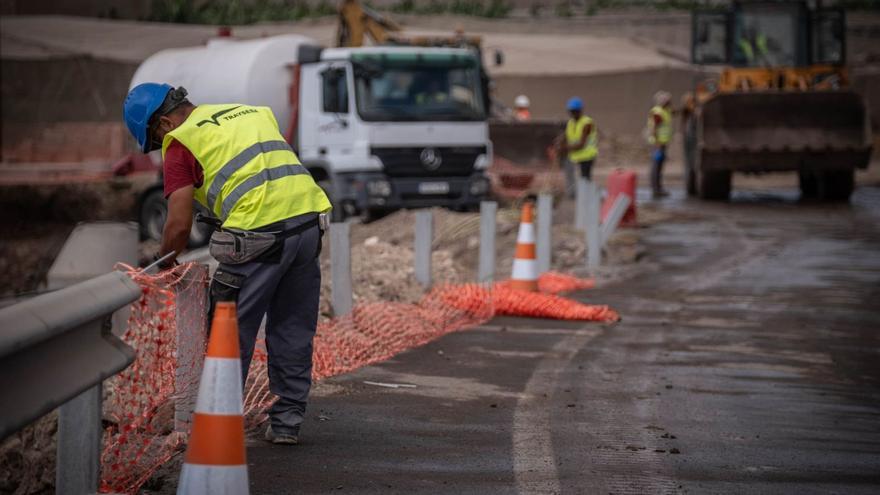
[353,53,486,122]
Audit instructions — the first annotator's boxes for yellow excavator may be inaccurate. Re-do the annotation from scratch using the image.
[685,0,872,200]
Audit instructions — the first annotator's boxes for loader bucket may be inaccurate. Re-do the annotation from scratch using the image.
[698,90,872,171]
[490,121,564,167]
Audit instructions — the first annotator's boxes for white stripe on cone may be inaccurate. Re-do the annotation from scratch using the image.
[179,465,249,494]
[516,223,535,244]
[512,258,538,280]
[194,357,244,415]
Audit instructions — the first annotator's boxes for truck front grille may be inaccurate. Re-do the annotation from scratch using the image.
[371,146,486,178]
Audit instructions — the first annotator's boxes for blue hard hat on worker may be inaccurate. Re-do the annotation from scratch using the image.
[123,82,174,153]
[566,97,583,112]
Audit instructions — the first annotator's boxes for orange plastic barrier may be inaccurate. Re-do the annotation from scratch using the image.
[538,271,596,294]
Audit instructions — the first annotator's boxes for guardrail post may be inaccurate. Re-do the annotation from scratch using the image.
[585,181,601,270]
[414,209,433,287]
[45,223,137,495]
[536,193,553,274]
[601,194,632,247]
[575,178,588,230]
[330,222,353,316]
[478,201,497,283]
[57,387,102,494]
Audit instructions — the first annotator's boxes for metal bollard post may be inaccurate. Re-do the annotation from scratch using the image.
[536,193,553,274]
[575,178,588,230]
[414,209,433,287]
[601,194,632,247]
[478,201,497,283]
[585,182,601,270]
[330,222,353,316]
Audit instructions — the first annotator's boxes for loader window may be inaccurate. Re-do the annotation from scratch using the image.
[692,12,728,65]
[733,6,801,67]
[812,11,845,65]
[322,67,349,114]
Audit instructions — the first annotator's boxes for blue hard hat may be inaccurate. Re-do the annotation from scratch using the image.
[566,97,583,112]
[123,83,173,153]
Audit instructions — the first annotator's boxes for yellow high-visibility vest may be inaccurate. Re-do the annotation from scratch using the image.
[648,105,672,145]
[565,115,598,162]
[162,104,331,231]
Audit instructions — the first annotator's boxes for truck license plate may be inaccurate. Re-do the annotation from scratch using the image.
[418,182,449,195]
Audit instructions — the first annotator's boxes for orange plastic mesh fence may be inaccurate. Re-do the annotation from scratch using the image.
[100,263,208,493]
[99,263,612,493]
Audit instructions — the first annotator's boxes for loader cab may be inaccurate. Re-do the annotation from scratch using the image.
[692,1,846,69]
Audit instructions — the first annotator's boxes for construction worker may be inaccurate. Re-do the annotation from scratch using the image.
[738,26,770,66]
[648,90,673,199]
[123,83,332,445]
[557,96,598,197]
[514,95,531,121]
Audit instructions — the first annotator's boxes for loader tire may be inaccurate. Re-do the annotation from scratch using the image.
[799,170,819,200]
[698,170,731,201]
[685,162,698,197]
[819,170,854,202]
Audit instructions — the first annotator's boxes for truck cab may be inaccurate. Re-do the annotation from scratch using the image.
[296,46,492,218]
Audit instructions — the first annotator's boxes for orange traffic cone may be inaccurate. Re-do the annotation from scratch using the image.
[510,201,539,292]
[178,302,249,494]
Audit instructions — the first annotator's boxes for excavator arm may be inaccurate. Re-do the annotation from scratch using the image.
[337,0,401,47]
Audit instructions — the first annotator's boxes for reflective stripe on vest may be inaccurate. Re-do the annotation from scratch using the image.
[648,106,672,145]
[565,115,598,162]
[206,140,292,212]
[162,104,331,231]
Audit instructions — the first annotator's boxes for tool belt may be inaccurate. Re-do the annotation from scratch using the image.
[203,213,327,265]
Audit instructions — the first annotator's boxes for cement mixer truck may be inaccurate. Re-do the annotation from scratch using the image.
[132,34,492,239]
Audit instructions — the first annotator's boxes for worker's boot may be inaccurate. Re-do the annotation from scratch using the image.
[265,424,299,445]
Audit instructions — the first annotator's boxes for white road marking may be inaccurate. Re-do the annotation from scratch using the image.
[512,328,601,494]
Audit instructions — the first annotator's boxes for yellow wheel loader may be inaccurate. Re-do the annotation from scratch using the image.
[685,1,872,201]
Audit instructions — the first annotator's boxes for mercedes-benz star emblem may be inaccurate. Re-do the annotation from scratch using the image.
[420,147,442,170]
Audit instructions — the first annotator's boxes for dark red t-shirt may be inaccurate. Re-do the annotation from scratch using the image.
[163,139,204,198]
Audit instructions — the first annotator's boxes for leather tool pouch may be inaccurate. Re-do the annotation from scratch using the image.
[209,229,278,265]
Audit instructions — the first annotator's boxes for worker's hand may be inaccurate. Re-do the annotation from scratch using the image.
[154,252,179,271]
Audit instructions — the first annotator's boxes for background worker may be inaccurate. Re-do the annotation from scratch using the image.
[514,94,531,121]
[647,90,673,199]
[123,83,332,445]
[556,96,598,197]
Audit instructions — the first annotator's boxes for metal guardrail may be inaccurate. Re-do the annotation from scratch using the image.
[0,270,141,439]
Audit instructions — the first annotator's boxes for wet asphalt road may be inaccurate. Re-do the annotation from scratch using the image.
[242,187,880,494]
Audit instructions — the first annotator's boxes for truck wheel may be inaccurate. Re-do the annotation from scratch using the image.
[698,170,731,201]
[819,170,854,202]
[798,170,819,200]
[140,189,167,242]
[139,189,214,247]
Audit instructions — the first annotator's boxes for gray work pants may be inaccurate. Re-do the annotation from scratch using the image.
[214,215,322,435]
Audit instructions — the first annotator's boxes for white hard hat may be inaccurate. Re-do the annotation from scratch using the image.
[654,90,672,106]
[514,95,530,108]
